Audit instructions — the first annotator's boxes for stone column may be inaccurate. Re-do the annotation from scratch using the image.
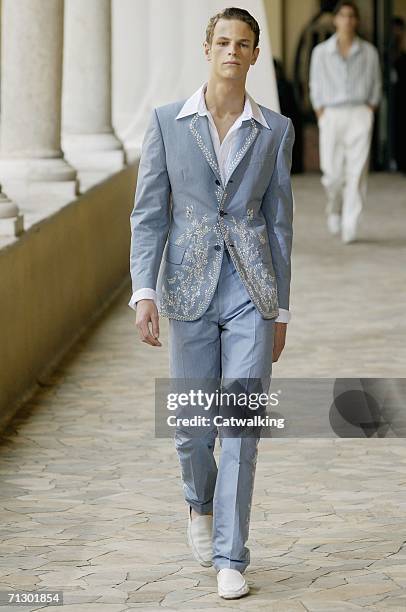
[62,0,125,177]
[0,0,78,202]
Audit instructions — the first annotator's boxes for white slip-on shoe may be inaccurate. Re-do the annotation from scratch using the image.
[327,213,341,235]
[186,506,213,567]
[342,225,357,244]
[217,568,250,599]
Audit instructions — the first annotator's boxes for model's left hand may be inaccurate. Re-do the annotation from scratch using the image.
[272,322,287,362]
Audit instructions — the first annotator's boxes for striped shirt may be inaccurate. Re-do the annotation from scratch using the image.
[309,33,382,110]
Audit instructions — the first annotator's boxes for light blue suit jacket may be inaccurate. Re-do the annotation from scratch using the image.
[129,99,294,321]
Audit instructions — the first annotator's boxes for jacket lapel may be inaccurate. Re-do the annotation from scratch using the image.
[188,113,222,184]
[226,118,259,185]
[188,113,260,187]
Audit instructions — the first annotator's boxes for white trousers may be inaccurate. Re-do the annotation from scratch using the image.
[318,104,374,235]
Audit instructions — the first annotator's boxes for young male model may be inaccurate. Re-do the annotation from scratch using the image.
[129,7,294,600]
[309,0,381,244]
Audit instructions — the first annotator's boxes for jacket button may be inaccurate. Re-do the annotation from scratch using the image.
[215,179,221,185]
[219,210,227,216]
[214,244,222,251]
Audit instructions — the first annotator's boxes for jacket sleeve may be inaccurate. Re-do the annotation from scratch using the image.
[261,117,295,312]
[309,46,323,110]
[129,108,171,293]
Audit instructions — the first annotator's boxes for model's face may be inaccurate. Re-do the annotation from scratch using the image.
[204,19,259,81]
[334,6,359,36]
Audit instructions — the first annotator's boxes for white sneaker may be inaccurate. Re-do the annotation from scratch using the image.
[327,213,341,235]
[217,568,249,599]
[186,506,213,567]
[342,225,357,244]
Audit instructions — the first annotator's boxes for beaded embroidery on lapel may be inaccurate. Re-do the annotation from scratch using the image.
[189,113,221,180]
[227,118,258,178]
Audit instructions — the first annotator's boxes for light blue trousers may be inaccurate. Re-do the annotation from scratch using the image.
[168,245,275,572]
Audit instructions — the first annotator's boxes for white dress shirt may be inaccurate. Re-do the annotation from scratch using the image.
[309,33,382,111]
[129,82,291,324]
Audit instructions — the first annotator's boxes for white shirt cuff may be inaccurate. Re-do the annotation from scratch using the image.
[128,288,157,311]
[274,308,291,323]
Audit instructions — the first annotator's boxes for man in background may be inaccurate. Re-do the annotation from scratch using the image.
[309,0,381,243]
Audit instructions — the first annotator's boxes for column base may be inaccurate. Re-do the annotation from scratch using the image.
[0,191,19,218]
[0,213,24,236]
[0,157,79,201]
[75,170,121,193]
[124,145,142,164]
[1,180,78,203]
[62,132,126,172]
[0,191,24,236]
[0,156,77,182]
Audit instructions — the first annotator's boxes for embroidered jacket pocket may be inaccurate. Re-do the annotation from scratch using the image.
[165,241,186,265]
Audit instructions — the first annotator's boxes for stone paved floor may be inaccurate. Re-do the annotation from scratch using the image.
[0,173,405,611]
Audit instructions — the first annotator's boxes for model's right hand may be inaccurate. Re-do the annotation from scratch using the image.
[135,299,162,347]
[316,107,324,120]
